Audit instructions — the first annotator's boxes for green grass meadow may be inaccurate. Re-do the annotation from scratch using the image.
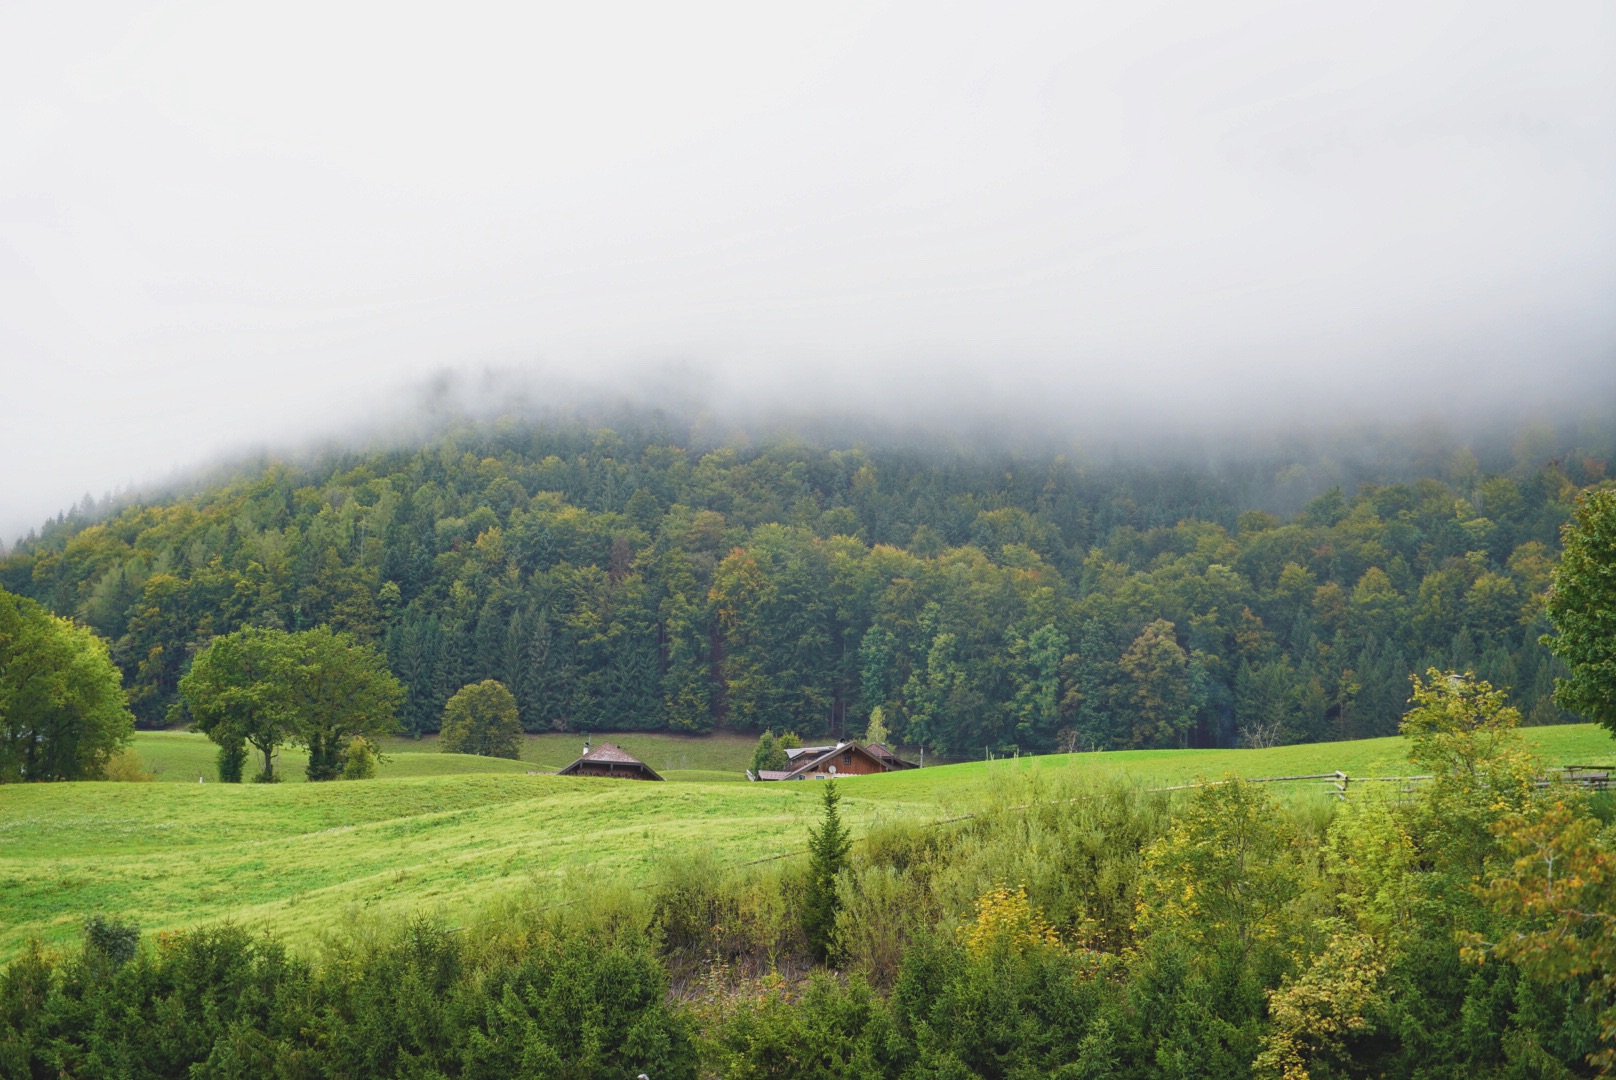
[0,724,1608,963]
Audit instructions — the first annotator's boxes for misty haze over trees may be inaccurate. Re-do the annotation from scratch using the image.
[2,409,1608,756]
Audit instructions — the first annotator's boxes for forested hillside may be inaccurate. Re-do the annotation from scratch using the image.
[2,417,1607,754]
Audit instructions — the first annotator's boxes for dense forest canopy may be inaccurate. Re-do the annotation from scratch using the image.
[2,414,1610,755]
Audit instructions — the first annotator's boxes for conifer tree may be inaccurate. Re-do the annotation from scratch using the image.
[802,779,852,960]
[1544,487,1616,734]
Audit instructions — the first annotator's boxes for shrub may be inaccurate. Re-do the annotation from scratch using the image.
[100,748,155,781]
[708,971,904,1079]
[959,884,1061,958]
[650,853,804,976]
[342,736,379,779]
[891,928,1120,1078]
[2,917,695,1078]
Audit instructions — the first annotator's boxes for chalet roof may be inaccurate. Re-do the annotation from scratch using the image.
[749,740,917,781]
[864,742,917,768]
[866,743,917,766]
[782,742,851,778]
[784,744,837,759]
[577,742,641,764]
[556,742,665,780]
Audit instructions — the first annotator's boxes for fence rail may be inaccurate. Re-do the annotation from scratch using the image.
[1542,765,1613,791]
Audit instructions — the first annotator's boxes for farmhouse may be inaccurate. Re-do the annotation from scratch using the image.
[748,740,917,781]
[556,741,665,781]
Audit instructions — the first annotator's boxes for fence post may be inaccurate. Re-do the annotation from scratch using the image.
[1334,770,1349,800]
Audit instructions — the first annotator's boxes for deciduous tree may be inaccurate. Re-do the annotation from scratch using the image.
[439,679,522,759]
[178,626,297,782]
[1119,620,1194,749]
[0,586,134,782]
[294,626,402,780]
[181,625,401,782]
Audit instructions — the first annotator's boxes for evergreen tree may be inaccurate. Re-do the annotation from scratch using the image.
[802,779,852,961]
[750,730,781,774]
[1543,487,1616,734]
[858,624,895,714]
[521,609,571,731]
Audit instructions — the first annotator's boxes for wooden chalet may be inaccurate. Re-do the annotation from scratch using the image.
[748,740,917,781]
[556,742,665,781]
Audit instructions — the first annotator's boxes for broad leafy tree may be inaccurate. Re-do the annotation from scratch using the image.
[439,679,522,759]
[181,626,401,781]
[0,586,134,781]
[181,627,299,782]
[292,625,403,780]
[1119,619,1194,749]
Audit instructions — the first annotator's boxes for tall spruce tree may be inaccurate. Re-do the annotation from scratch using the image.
[1544,487,1616,734]
[802,778,852,960]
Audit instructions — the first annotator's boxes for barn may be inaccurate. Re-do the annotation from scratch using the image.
[556,742,665,781]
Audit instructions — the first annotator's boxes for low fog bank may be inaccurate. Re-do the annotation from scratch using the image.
[5,0,1615,548]
[10,360,1612,552]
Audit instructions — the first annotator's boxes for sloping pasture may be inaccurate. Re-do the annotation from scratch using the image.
[0,724,1606,962]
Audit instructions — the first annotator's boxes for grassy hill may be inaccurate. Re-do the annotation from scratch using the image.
[0,724,1608,962]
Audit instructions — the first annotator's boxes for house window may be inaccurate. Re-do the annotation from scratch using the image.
[843,753,853,766]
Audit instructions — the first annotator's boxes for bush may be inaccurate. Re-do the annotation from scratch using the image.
[891,929,1121,1079]
[100,748,155,781]
[0,917,696,1079]
[342,736,379,779]
[650,852,805,975]
[708,972,905,1079]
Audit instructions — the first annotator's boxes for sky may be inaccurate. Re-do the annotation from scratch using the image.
[2,0,1614,543]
